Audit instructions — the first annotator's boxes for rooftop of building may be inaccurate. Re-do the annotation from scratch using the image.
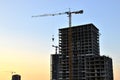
[59,23,99,31]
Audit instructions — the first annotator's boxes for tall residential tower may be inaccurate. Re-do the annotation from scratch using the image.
[51,23,113,80]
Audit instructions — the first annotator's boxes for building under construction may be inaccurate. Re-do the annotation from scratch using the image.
[51,23,113,80]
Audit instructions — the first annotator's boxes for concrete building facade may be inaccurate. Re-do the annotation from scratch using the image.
[51,23,113,80]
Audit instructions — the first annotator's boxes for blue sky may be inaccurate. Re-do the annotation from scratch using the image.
[0,0,120,80]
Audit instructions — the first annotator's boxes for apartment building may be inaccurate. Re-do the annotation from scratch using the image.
[51,23,113,80]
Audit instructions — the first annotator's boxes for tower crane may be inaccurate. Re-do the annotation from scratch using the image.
[32,9,83,80]
[52,35,59,54]
[52,45,59,54]
[32,9,83,27]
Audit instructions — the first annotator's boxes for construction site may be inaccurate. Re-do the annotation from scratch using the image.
[33,9,114,80]
[51,24,113,80]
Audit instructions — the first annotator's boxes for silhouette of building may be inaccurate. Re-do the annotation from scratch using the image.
[51,23,113,80]
[12,74,21,80]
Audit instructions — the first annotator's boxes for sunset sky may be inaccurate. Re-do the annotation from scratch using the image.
[0,0,120,80]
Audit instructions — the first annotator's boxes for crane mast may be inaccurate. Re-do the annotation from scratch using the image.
[32,9,83,80]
